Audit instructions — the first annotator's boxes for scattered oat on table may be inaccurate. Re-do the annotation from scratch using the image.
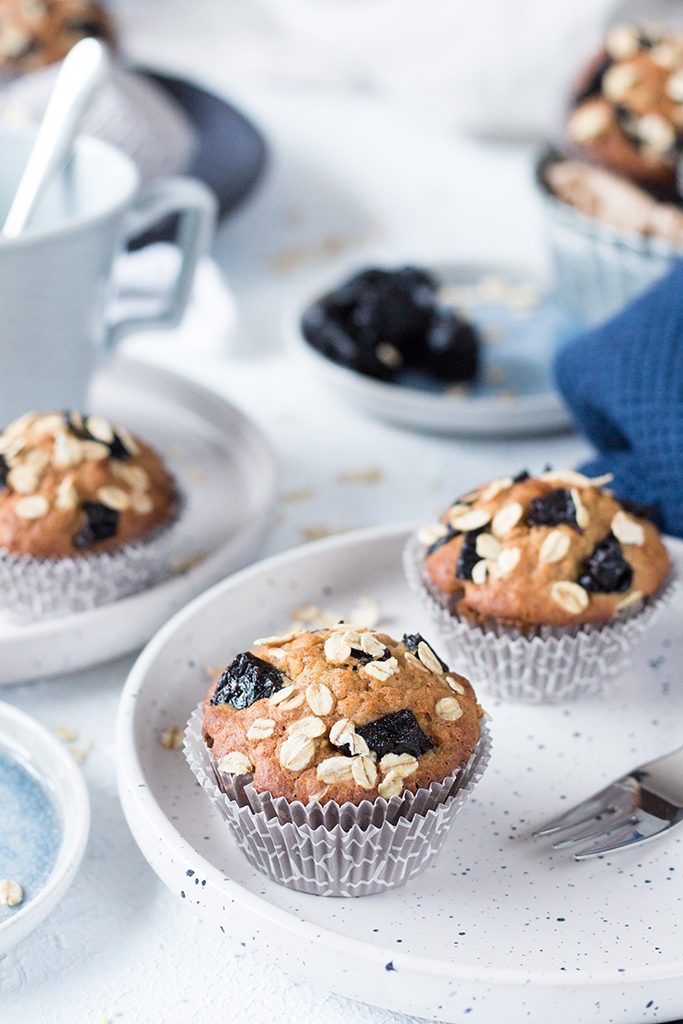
[336,466,383,485]
[187,468,206,485]
[301,524,335,542]
[168,553,206,575]
[160,726,184,750]
[279,487,316,504]
[269,234,353,273]
[69,739,92,764]
[444,383,471,398]
[485,364,506,385]
[0,879,23,907]
[54,724,77,743]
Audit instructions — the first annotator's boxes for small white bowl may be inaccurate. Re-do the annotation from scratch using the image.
[285,259,574,438]
[0,702,90,954]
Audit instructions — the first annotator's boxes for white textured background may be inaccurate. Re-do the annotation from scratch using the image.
[0,0,634,1021]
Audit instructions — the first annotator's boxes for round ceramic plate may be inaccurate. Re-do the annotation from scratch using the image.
[0,701,89,953]
[286,262,581,437]
[0,356,275,685]
[117,523,683,1024]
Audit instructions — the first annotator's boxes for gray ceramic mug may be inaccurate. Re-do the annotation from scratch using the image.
[0,124,216,421]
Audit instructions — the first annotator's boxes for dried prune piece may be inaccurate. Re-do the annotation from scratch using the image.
[573,53,613,105]
[350,646,391,667]
[64,19,107,38]
[456,532,480,581]
[513,470,530,483]
[422,308,479,382]
[351,270,434,353]
[579,535,633,593]
[302,265,481,385]
[72,501,119,548]
[357,709,434,759]
[63,410,90,441]
[63,411,133,460]
[107,432,133,461]
[210,652,284,709]
[402,633,448,671]
[527,488,579,530]
[426,526,458,556]
[301,302,392,381]
[0,454,8,488]
[619,498,657,524]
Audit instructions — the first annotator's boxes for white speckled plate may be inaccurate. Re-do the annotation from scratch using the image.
[0,701,89,953]
[117,524,683,1024]
[286,262,580,438]
[0,357,276,685]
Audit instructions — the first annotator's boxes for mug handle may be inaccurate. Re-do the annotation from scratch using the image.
[106,176,217,347]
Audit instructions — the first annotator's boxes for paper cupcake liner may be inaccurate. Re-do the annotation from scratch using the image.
[0,499,183,623]
[0,63,197,185]
[403,533,676,704]
[535,149,682,326]
[184,705,491,897]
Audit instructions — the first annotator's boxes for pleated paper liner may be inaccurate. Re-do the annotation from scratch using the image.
[184,704,491,897]
[403,532,676,703]
[0,498,183,623]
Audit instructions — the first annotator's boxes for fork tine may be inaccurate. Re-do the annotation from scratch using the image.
[574,817,674,861]
[551,813,638,850]
[533,782,631,837]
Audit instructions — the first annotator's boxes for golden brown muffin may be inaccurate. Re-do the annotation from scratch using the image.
[0,410,177,559]
[0,0,115,76]
[567,24,683,193]
[203,626,484,805]
[420,469,670,630]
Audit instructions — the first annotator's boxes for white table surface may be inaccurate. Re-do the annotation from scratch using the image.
[1,22,593,1024]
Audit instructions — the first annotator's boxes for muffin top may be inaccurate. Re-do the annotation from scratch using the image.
[567,23,683,191]
[420,469,670,629]
[203,626,483,806]
[0,0,114,76]
[0,411,177,559]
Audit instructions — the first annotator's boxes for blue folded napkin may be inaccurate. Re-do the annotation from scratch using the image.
[554,260,683,538]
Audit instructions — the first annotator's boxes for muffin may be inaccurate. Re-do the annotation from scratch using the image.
[567,24,683,194]
[186,624,491,896]
[0,0,115,77]
[405,469,674,702]
[0,410,180,619]
[536,24,683,324]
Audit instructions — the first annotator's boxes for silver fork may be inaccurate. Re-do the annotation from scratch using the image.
[533,745,683,860]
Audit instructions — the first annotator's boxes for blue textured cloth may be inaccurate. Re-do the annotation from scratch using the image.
[554,261,683,538]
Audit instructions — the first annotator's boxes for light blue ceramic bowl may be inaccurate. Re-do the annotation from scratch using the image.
[535,148,683,326]
[0,703,89,953]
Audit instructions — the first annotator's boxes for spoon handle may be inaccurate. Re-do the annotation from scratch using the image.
[2,38,109,239]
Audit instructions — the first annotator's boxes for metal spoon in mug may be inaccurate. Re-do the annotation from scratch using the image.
[2,38,109,239]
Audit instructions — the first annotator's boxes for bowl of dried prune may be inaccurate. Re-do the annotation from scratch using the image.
[286,260,583,438]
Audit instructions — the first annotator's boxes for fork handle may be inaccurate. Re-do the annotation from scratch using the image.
[636,745,683,805]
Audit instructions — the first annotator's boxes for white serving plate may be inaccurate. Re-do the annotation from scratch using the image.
[0,356,275,684]
[117,523,683,1024]
[286,262,579,438]
[0,701,89,953]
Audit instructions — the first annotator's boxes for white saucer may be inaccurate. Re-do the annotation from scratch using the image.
[286,261,578,438]
[0,701,89,954]
[0,356,275,685]
[117,523,683,1024]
